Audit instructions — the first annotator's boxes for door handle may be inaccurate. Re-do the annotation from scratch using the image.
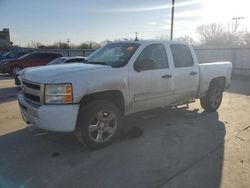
[161,74,172,79]
[190,71,198,75]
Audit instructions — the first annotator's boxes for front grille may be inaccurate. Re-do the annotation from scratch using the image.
[24,93,40,102]
[22,79,43,105]
[23,81,40,90]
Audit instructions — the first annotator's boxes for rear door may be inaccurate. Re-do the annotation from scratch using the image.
[129,43,174,113]
[169,44,199,103]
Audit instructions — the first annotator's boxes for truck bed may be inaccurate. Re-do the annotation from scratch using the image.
[198,62,232,98]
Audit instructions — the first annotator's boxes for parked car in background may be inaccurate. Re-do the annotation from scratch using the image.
[15,56,85,86]
[47,56,85,65]
[0,51,32,61]
[0,51,62,75]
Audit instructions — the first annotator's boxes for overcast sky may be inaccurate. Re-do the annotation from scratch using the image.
[0,0,249,46]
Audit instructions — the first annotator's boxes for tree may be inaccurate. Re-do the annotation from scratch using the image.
[241,32,250,47]
[176,36,196,45]
[197,23,226,46]
[100,40,112,46]
[27,41,43,48]
[78,41,100,49]
[156,34,170,40]
[196,22,250,47]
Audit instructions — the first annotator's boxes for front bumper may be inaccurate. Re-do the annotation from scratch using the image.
[18,92,79,132]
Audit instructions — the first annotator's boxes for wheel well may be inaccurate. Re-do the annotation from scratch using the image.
[80,90,125,114]
[210,77,226,90]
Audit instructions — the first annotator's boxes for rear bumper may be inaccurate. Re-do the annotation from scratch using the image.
[18,92,80,132]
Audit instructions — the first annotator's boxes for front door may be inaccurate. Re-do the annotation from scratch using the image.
[129,43,174,113]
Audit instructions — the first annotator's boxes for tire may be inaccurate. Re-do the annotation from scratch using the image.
[75,100,122,149]
[11,66,21,76]
[200,83,223,112]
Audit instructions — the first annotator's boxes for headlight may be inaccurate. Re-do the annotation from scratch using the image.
[45,84,73,104]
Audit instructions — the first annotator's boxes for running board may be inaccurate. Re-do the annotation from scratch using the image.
[172,100,195,109]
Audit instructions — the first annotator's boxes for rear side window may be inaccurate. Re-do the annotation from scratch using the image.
[17,52,26,56]
[28,53,46,58]
[170,44,194,68]
[37,53,49,58]
[46,53,59,59]
[27,53,38,58]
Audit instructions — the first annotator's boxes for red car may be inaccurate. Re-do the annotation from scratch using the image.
[0,52,62,75]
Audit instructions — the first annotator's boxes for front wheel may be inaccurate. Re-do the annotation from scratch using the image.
[200,83,223,112]
[75,100,122,149]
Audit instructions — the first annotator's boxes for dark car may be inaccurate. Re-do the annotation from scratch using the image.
[14,56,85,85]
[0,51,62,75]
[0,51,30,61]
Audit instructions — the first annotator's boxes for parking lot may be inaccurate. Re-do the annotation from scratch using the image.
[0,74,250,188]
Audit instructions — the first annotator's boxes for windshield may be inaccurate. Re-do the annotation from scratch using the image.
[2,52,12,58]
[48,57,68,65]
[85,43,140,68]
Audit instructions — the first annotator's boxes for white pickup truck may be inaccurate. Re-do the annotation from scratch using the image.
[18,40,232,149]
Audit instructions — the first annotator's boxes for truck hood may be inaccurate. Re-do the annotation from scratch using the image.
[22,63,112,83]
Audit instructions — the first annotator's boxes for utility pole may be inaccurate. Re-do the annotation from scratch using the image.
[134,32,139,41]
[232,17,244,35]
[170,0,175,40]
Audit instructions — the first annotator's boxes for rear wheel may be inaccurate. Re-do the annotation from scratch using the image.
[75,100,122,149]
[200,83,223,112]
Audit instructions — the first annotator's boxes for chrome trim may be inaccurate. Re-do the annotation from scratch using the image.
[22,79,44,105]
[23,87,40,96]
[18,92,38,117]
[40,83,45,104]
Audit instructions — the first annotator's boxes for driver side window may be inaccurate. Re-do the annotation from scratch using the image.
[134,44,169,71]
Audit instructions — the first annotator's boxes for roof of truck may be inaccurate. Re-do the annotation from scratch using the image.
[112,39,189,46]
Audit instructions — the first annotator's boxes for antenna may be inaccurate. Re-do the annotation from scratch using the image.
[134,32,139,41]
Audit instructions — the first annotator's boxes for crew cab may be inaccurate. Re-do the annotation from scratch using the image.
[18,40,232,149]
[0,51,62,75]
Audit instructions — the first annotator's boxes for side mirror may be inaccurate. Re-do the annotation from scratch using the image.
[134,58,156,72]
